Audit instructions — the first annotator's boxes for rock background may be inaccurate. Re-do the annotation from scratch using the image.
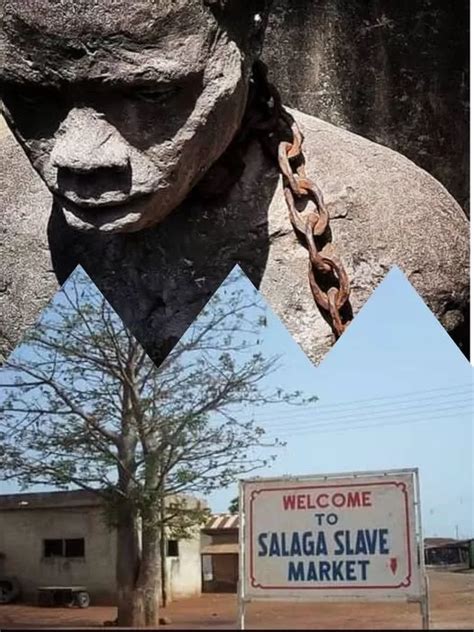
[262,0,469,212]
[0,1,470,362]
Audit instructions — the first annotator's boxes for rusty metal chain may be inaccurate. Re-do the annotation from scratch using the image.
[249,61,352,339]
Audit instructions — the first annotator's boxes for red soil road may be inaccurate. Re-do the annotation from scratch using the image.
[0,570,472,629]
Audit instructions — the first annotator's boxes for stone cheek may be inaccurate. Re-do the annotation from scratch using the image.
[0,120,59,363]
[260,111,470,362]
[0,109,469,366]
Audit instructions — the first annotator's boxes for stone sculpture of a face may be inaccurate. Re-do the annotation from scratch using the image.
[0,0,269,232]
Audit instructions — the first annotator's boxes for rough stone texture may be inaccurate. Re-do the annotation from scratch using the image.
[262,0,469,213]
[0,109,468,366]
[0,0,268,232]
[0,0,469,365]
[0,118,57,363]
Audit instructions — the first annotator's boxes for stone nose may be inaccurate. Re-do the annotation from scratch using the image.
[51,107,129,173]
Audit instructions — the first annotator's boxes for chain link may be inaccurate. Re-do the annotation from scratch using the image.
[250,61,352,339]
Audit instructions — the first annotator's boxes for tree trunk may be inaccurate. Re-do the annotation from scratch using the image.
[115,508,142,626]
[119,579,160,628]
[115,511,162,627]
[160,500,168,608]
[134,520,161,627]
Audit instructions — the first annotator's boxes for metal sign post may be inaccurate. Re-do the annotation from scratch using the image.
[414,469,430,629]
[238,480,246,630]
[421,573,430,629]
[238,468,429,629]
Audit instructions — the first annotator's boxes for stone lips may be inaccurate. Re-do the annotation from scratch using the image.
[0,0,469,364]
[0,104,469,366]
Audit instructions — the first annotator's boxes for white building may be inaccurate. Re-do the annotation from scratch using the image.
[0,490,203,605]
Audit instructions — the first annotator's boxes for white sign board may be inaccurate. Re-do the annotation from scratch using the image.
[240,469,423,603]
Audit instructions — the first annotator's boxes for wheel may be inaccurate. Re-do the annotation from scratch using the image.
[74,591,90,608]
[0,577,20,604]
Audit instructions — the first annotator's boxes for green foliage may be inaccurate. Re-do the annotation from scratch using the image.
[0,267,316,537]
[228,496,239,514]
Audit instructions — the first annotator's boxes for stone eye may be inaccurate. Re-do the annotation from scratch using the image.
[133,86,179,104]
[18,93,39,106]
[16,87,57,108]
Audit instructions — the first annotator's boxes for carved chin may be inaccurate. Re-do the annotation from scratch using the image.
[57,192,169,233]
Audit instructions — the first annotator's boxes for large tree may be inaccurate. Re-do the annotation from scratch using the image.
[0,266,314,627]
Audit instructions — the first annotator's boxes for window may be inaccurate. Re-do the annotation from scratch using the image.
[43,538,85,559]
[167,539,179,557]
[44,539,63,558]
[65,538,85,558]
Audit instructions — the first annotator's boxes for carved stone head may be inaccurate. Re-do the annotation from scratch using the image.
[0,0,271,232]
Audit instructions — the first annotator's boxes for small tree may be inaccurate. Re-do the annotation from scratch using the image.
[0,266,315,627]
[228,496,239,515]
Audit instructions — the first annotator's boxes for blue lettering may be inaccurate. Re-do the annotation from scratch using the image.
[307,561,317,581]
[346,560,357,580]
[288,561,305,581]
[269,533,280,557]
[355,530,368,555]
[380,529,389,554]
[359,560,370,580]
[319,561,331,581]
[290,532,302,556]
[364,529,377,554]
[257,533,268,556]
[345,531,354,555]
[332,560,344,580]
[316,532,328,555]
[334,530,344,555]
[302,531,314,556]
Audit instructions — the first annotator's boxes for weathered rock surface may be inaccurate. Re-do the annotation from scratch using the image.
[263,0,469,213]
[0,118,56,362]
[0,109,469,365]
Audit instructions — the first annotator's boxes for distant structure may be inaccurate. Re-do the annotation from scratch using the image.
[201,514,239,593]
[2,496,471,607]
[200,520,474,594]
[424,538,473,572]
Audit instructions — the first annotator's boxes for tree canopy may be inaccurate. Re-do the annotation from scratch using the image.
[0,265,316,625]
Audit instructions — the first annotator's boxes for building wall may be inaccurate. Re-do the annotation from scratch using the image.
[0,505,203,604]
[200,529,239,593]
[425,545,470,572]
[211,555,238,593]
[0,505,117,603]
[166,530,202,600]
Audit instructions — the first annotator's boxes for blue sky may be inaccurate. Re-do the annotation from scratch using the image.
[204,266,473,539]
[1,265,472,539]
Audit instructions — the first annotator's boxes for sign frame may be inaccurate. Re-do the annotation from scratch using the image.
[238,468,429,629]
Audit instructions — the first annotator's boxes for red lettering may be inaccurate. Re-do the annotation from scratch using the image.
[317,493,329,508]
[346,492,361,507]
[282,495,296,510]
[282,489,372,510]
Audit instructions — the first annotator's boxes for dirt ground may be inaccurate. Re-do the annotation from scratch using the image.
[0,570,472,629]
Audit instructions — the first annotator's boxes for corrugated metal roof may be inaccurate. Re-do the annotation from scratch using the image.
[204,514,239,530]
[424,538,471,549]
[424,537,459,546]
